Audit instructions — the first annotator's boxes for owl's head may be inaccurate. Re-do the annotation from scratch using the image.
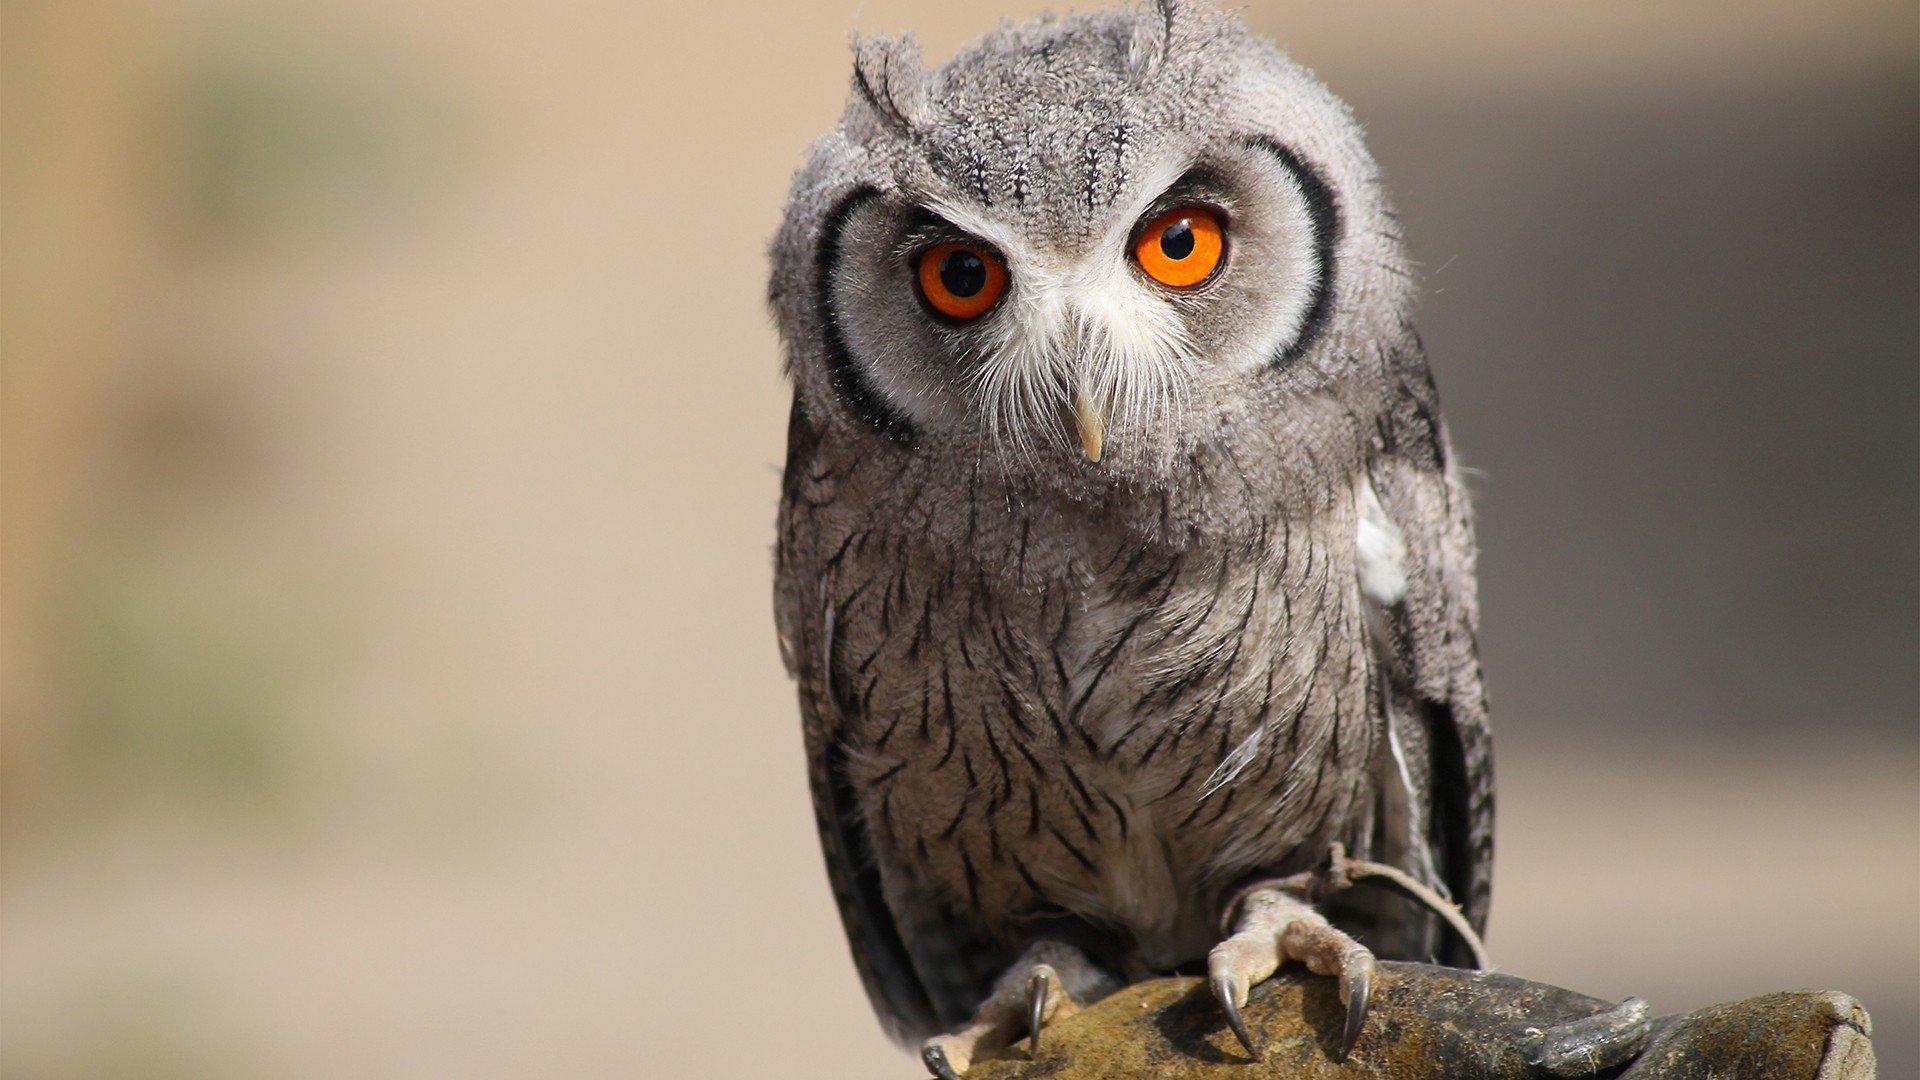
[771,0,1413,493]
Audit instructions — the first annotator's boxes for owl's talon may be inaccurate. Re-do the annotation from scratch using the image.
[921,1042,964,1080]
[921,944,1105,1075]
[1211,971,1258,1057]
[1022,961,1084,1055]
[1338,954,1374,1061]
[1025,966,1051,1054]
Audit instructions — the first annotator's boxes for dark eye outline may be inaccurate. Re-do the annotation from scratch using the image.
[1130,203,1230,289]
[912,241,1009,322]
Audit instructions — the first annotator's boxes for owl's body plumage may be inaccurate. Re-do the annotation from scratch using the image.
[771,1,1492,1058]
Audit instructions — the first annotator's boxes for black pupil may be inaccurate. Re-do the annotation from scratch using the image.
[1160,219,1196,260]
[938,249,987,298]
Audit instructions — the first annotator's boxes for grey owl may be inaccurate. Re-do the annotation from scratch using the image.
[769,2,1492,1074]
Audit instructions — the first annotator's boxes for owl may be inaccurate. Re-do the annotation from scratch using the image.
[769,2,1493,1075]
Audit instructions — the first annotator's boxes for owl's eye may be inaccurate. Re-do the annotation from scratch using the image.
[916,242,1007,320]
[1134,206,1225,288]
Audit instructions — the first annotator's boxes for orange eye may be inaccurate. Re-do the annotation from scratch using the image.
[916,242,1006,320]
[1134,206,1225,288]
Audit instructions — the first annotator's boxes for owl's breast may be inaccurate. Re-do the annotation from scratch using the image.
[823,495,1382,972]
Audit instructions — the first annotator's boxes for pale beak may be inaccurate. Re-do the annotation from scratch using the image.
[1073,385,1105,464]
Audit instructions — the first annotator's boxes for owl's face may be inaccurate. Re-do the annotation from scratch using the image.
[772,2,1410,493]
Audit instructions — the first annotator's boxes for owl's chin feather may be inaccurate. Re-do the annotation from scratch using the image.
[969,371,1204,500]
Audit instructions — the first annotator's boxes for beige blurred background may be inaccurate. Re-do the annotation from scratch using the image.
[3,1,1915,1077]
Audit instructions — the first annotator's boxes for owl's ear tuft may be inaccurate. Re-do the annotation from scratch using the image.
[851,33,932,136]
[1126,0,1178,82]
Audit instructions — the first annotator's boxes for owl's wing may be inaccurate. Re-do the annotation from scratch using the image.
[1359,361,1496,966]
[773,398,943,1044]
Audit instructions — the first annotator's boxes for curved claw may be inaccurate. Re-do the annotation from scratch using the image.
[1336,954,1374,1062]
[1026,968,1052,1055]
[1211,972,1259,1058]
[921,1043,963,1080]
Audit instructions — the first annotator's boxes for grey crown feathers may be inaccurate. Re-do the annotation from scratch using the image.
[769,1,1493,1073]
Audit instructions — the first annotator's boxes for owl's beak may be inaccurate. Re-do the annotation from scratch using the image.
[1073,386,1105,464]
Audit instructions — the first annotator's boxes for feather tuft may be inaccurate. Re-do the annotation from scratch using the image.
[851,34,932,135]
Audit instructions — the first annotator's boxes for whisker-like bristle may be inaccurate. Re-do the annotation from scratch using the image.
[971,270,1192,472]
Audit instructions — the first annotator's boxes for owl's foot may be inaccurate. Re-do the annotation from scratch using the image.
[920,941,1114,1079]
[918,966,1074,1079]
[1208,884,1375,1063]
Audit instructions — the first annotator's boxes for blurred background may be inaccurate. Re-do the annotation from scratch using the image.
[2,0,1914,1076]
